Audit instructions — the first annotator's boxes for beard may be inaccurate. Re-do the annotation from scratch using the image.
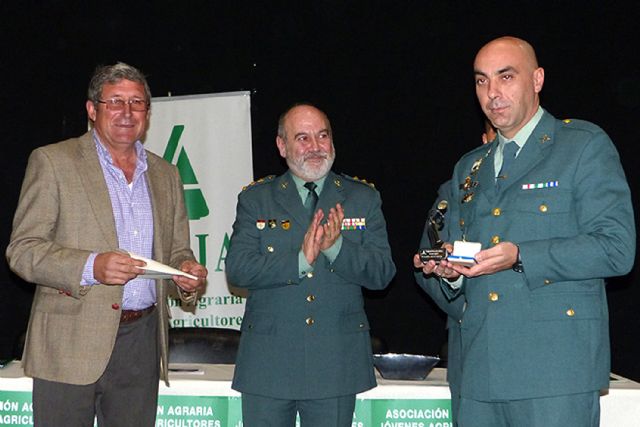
[288,149,335,181]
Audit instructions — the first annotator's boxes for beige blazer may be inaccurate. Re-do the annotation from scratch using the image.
[6,132,195,385]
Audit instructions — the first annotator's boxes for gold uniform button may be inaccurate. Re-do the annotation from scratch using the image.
[544,279,552,285]
[566,309,575,317]
[306,272,314,279]
[306,294,315,302]
[488,292,499,302]
[539,204,548,213]
[459,219,465,227]
[267,246,274,252]
[359,323,365,329]
[305,317,314,325]
[492,208,502,216]
[491,235,500,245]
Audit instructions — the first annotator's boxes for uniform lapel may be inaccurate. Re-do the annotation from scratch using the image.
[317,171,346,214]
[75,132,119,249]
[459,141,497,223]
[274,171,309,227]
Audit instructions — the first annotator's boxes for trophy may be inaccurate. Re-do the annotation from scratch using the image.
[419,199,449,263]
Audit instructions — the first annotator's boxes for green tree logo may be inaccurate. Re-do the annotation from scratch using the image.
[163,125,209,220]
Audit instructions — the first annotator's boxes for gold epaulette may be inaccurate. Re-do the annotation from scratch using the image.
[340,173,376,189]
[241,175,276,191]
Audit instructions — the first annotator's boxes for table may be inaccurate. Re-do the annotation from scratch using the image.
[1,362,638,426]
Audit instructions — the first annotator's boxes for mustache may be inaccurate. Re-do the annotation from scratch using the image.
[488,100,509,110]
[303,151,329,161]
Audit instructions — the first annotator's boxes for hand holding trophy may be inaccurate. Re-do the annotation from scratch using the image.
[419,199,449,263]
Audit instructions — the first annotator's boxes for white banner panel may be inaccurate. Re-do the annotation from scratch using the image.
[144,92,252,330]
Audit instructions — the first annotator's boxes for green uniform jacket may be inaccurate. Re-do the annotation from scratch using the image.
[435,111,635,401]
[226,170,396,400]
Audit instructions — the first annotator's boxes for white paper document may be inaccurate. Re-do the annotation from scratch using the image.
[128,253,198,280]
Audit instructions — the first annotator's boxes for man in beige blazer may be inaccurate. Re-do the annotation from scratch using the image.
[6,63,207,427]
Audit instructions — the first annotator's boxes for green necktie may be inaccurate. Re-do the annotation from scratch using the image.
[303,182,318,214]
[497,141,518,189]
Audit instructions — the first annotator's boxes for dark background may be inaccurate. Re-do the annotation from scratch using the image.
[2,2,639,381]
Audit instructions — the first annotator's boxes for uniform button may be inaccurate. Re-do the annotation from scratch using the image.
[329,268,335,273]
[359,323,365,328]
[492,208,502,216]
[539,204,548,213]
[566,309,575,317]
[491,235,500,245]
[488,292,499,302]
[459,219,465,227]
[305,317,314,326]
[267,246,274,253]
[306,272,314,279]
[112,303,120,310]
[544,279,552,285]
[306,294,315,302]
[287,280,293,285]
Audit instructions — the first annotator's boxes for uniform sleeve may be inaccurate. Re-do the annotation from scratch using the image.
[327,189,396,290]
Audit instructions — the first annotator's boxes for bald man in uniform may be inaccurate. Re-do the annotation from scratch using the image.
[415,124,495,426]
[415,37,635,426]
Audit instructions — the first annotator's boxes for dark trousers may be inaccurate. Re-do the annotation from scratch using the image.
[33,308,160,427]
[241,393,356,427]
[458,391,600,427]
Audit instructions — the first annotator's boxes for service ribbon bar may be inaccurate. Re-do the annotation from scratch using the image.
[522,181,559,190]
[341,218,366,230]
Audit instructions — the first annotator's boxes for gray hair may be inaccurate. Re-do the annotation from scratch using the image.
[87,62,151,104]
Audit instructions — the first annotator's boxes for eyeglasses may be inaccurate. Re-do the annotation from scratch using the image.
[96,98,149,112]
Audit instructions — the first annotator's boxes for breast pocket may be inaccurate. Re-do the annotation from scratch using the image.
[258,223,295,255]
[512,189,575,238]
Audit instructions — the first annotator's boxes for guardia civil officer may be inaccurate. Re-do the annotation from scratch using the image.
[226,103,396,426]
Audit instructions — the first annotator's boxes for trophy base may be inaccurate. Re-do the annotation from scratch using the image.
[419,248,448,263]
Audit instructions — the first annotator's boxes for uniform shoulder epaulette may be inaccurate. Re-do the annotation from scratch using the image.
[340,173,376,189]
[560,118,600,132]
[241,175,276,191]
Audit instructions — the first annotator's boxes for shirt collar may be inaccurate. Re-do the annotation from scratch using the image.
[290,173,328,200]
[93,130,148,173]
[497,106,544,149]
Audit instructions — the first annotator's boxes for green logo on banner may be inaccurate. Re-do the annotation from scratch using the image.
[163,125,210,220]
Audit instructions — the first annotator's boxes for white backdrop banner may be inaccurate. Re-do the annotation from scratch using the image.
[144,91,252,330]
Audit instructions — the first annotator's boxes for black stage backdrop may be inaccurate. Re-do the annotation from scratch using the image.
[1,2,639,381]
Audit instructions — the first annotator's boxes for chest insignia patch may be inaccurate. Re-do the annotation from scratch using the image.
[341,218,366,230]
